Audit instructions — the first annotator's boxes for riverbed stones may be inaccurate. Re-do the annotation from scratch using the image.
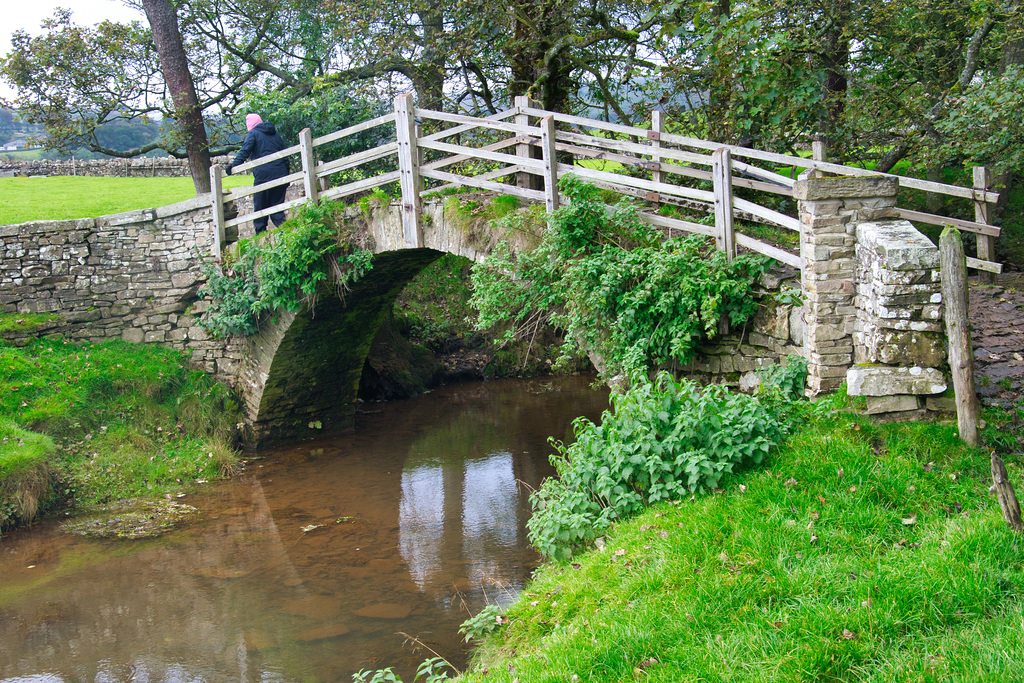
[352,602,413,620]
[281,596,344,620]
[295,623,352,642]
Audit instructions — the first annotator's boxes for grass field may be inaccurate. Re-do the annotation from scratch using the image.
[0,175,253,224]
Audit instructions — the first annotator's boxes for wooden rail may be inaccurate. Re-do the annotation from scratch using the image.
[209,95,1003,275]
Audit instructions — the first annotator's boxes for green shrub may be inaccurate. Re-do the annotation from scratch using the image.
[527,372,788,560]
[199,201,374,338]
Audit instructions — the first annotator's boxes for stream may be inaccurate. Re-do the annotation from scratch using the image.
[0,375,609,682]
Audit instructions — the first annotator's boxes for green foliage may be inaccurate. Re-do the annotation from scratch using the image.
[394,254,476,351]
[528,372,788,560]
[0,337,240,513]
[459,604,506,643]
[352,657,455,683]
[756,355,809,401]
[199,201,374,338]
[463,408,1023,682]
[471,177,771,380]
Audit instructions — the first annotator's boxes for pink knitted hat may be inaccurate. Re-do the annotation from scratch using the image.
[245,113,263,131]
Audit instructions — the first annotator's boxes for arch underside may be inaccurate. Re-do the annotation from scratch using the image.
[242,248,443,448]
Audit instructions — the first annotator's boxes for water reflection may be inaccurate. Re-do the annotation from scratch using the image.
[0,376,608,682]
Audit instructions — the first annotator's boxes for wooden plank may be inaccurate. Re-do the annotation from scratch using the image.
[812,140,827,162]
[420,168,546,202]
[225,171,305,201]
[232,143,301,174]
[712,148,736,260]
[540,116,560,212]
[974,166,996,284]
[299,127,318,204]
[418,138,546,173]
[311,112,396,147]
[417,109,520,146]
[395,93,423,248]
[637,211,716,238]
[559,162,717,204]
[224,195,307,228]
[896,208,1001,237]
[965,256,1003,274]
[735,233,802,268]
[556,129,710,166]
[209,164,225,257]
[416,107,533,137]
[732,196,801,232]
[651,110,664,205]
[729,158,796,188]
[421,137,519,172]
[315,142,398,176]
[319,170,401,202]
[422,164,526,196]
[939,227,980,446]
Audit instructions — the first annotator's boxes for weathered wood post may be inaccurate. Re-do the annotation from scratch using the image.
[650,110,664,211]
[812,140,827,163]
[394,93,423,248]
[209,164,225,258]
[939,226,980,446]
[974,167,995,285]
[298,127,319,205]
[540,115,560,213]
[515,95,534,191]
[712,148,736,260]
[991,453,1024,532]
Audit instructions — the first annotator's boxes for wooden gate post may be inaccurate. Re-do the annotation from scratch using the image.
[712,148,736,260]
[209,164,225,259]
[394,93,423,248]
[540,115,560,213]
[515,95,533,190]
[974,167,995,285]
[939,226,980,446]
[299,127,319,205]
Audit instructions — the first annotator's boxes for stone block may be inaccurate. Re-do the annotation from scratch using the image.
[794,175,898,201]
[862,395,922,414]
[846,365,947,396]
[144,330,166,343]
[856,221,939,271]
[121,328,144,343]
[926,395,958,413]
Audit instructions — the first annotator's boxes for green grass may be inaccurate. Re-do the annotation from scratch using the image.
[0,335,240,529]
[0,175,253,224]
[461,404,1024,682]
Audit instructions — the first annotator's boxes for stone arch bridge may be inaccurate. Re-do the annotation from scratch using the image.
[0,195,537,446]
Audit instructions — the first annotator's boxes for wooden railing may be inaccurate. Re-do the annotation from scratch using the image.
[210,95,1002,275]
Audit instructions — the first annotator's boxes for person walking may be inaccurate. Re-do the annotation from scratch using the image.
[227,113,290,233]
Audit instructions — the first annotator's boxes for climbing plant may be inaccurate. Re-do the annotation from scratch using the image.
[198,202,373,338]
[470,176,774,380]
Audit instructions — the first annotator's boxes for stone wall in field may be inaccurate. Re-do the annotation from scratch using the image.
[0,197,244,379]
[0,156,233,179]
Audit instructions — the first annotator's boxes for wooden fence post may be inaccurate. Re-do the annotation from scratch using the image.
[415,123,425,191]
[939,226,980,446]
[209,164,225,259]
[991,453,1024,532]
[540,115,560,213]
[812,140,827,163]
[974,166,995,285]
[395,93,423,248]
[650,110,663,210]
[515,95,533,190]
[299,127,319,205]
[712,148,736,260]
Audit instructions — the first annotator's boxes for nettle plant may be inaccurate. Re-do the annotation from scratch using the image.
[198,202,374,338]
[471,175,773,380]
[528,371,788,560]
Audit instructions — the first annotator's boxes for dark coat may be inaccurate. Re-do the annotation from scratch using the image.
[231,122,289,183]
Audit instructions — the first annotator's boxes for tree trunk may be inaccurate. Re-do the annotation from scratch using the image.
[819,0,850,157]
[143,0,211,195]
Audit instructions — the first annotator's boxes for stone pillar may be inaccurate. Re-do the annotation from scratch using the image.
[794,173,898,394]
[847,220,948,415]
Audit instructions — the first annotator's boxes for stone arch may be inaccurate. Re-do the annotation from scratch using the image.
[236,248,444,447]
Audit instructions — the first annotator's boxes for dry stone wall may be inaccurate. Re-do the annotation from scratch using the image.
[0,156,233,179]
[0,197,243,380]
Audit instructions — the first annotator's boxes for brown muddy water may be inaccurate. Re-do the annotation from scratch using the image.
[0,375,609,682]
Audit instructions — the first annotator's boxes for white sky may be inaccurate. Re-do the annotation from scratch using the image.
[2,0,144,101]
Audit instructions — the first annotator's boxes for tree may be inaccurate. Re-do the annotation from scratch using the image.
[143,0,212,194]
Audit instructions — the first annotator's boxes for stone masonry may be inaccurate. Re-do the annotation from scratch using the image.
[0,155,233,179]
[795,173,900,395]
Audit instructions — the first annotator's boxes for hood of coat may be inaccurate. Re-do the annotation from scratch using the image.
[252,121,277,136]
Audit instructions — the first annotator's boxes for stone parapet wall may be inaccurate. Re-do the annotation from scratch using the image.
[0,199,242,382]
[0,155,233,178]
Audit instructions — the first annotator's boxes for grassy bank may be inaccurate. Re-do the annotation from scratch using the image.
[0,329,240,530]
[458,401,1024,681]
[0,175,252,224]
